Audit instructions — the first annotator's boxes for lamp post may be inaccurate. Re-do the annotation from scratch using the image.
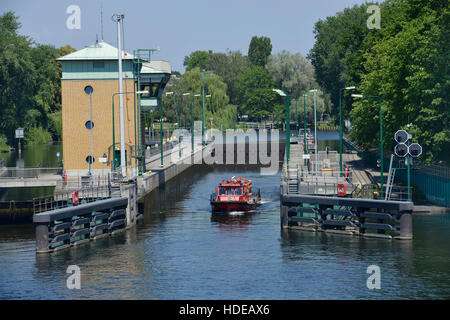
[352,93,384,198]
[273,89,290,169]
[205,94,211,144]
[112,91,148,172]
[113,13,126,177]
[194,94,201,152]
[339,86,356,176]
[309,89,318,174]
[201,70,206,146]
[295,98,299,137]
[182,93,190,156]
[303,93,308,166]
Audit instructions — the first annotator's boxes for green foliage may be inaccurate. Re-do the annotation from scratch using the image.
[310,1,449,165]
[308,3,374,118]
[161,68,236,130]
[0,11,75,146]
[183,50,211,71]
[248,36,272,67]
[48,111,62,141]
[266,50,317,99]
[0,134,9,152]
[207,50,250,105]
[237,66,277,120]
[25,127,51,145]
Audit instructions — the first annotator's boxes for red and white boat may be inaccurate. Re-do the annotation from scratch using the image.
[210,176,261,213]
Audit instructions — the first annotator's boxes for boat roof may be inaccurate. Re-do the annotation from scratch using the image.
[219,177,252,187]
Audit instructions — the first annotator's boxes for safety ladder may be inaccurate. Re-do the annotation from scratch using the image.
[385,154,396,200]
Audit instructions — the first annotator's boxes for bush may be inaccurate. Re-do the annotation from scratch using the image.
[0,134,9,152]
[25,127,52,145]
[48,111,62,141]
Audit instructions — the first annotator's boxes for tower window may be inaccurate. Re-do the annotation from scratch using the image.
[93,61,104,68]
[85,121,94,129]
[86,156,95,164]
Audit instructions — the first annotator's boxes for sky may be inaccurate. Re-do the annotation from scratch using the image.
[1,0,369,72]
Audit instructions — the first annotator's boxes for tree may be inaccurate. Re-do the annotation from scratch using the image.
[266,50,317,99]
[350,0,449,165]
[207,50,249,105]
[183,50,211,71]
[161,68,236,130]
[248,36,272,67]
[308,4,375,119]
[0,11,76,145]
[0,11,36,143]
[237,66,277,120]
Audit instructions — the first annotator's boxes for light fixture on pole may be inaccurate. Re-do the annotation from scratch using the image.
[309,89,318,174]
[352,93,384,198]
[339,86,356,176]
[194,94,201,151]
[112,13,126,178]
[273,89,290,169]
[303,93,308,166]
[111,90,148,172]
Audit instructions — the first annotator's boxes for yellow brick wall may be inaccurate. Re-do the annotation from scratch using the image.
[61,79,139,171]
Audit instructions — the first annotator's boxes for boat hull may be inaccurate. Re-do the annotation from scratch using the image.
[210,201,259,213]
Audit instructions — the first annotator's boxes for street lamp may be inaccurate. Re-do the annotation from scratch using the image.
[309,89,318,174]
[339,86,356,175]
[201,70,213,146]
[295,98,299,137]
[352,93,384,198]
[273,89,290,169]
[111,90,148,173]
[303,93,308,166]
[194,94,201,152]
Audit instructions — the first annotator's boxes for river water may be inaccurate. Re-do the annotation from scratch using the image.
[0,134,448,299]
[0,164,449,299]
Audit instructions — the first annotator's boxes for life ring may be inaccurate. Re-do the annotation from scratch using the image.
[72,191,79,205]
[337,183,346,197]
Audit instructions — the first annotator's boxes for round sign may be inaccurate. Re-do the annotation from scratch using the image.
[84,85,93,94]
[56,152,60,157]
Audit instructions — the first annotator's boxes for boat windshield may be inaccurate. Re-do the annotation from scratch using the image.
[235,188,243,195]
[219,187,226,195]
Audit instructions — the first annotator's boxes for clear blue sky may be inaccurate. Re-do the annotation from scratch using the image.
[2,0,368,72]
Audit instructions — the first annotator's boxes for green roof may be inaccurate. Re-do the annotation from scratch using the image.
[57,40,134,61]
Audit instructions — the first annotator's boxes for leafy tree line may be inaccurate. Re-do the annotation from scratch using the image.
[308,0,449,165]
[179,36,330,127]
[0,11,75,149]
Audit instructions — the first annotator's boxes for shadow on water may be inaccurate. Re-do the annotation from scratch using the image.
[210,211,257,232]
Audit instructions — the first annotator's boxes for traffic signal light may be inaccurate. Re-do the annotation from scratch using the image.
[394,130,409,144]
[409,143,422,158]
[394,143,408,157]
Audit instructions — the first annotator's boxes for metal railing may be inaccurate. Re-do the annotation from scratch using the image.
[0,167,63,179]
[32,185,110,214]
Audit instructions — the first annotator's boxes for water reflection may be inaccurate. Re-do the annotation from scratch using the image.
[210,212,256,231]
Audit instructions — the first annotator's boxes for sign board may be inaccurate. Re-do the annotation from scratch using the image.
[99,157,107,163]
[15,128,24,139]
[302,154,310,160]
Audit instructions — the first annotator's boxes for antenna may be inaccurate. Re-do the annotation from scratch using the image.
[100,1,104,41]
